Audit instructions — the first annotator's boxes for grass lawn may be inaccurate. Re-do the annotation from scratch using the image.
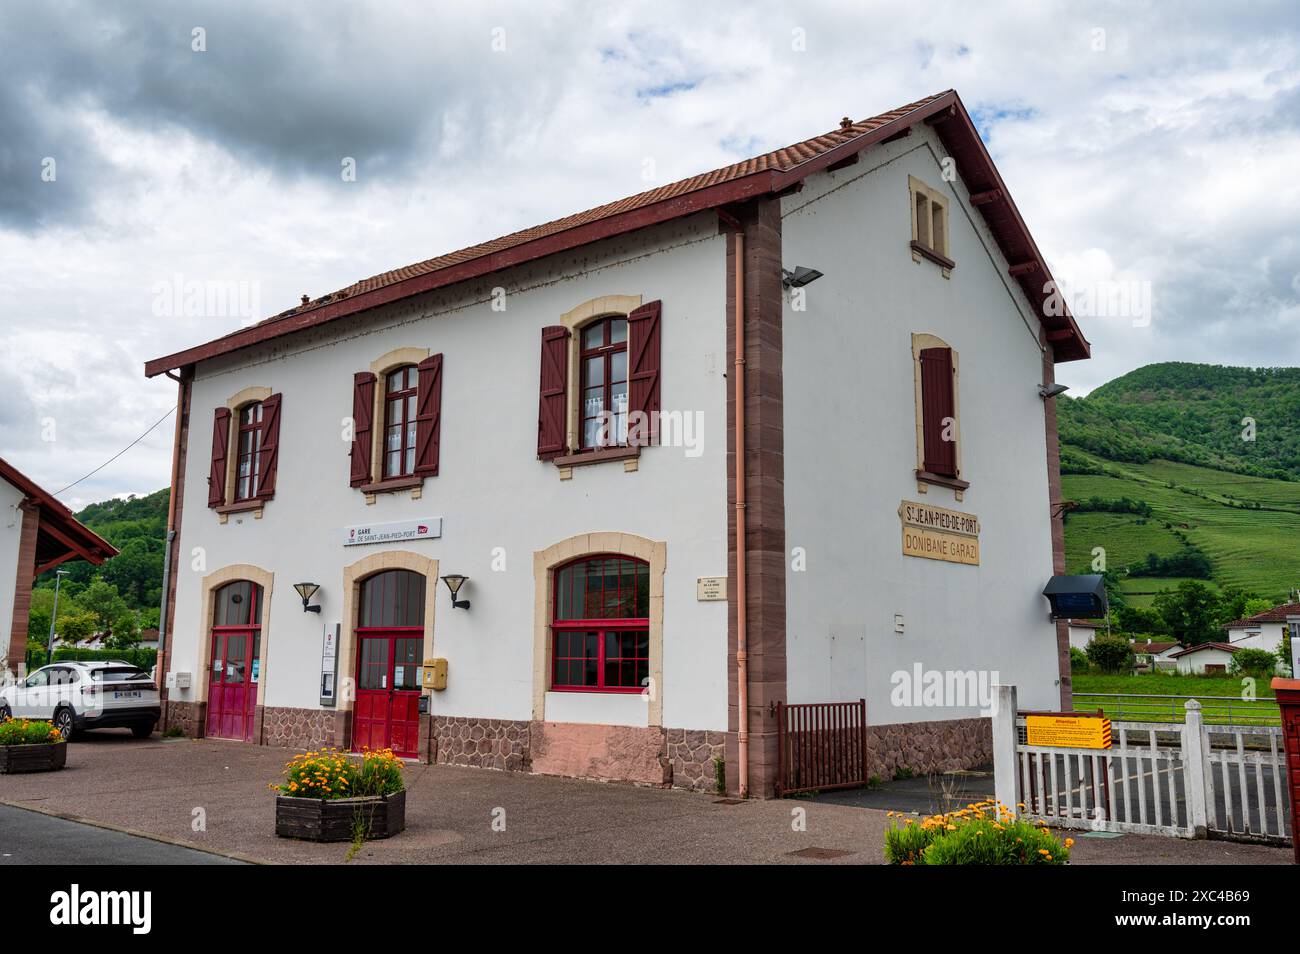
[1071,672,1280,726]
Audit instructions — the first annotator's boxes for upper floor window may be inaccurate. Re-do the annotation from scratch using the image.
[579,316,629,450]
[235,402,265,501]
[551,555,649,692]
[909,175,952,271]
[912,334,964,491]
[383,365,419,479]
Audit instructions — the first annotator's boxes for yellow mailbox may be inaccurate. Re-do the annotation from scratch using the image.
[421,658,448,690]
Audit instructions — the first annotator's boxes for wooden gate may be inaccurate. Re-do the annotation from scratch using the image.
[775,699,868,796]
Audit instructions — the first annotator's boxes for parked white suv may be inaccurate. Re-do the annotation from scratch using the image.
[0,662,161,739]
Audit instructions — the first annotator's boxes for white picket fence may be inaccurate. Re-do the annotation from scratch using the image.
[992,685,1291,843]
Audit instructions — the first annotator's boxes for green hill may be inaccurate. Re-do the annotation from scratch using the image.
[1059,363,1300,604]
[37,488,170,610]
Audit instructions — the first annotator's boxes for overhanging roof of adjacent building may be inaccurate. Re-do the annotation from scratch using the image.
[1168,642,1240,658]
[0,457,118,575]
[145,89,1090,378]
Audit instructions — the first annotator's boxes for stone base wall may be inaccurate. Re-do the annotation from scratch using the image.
[164,700,206,738]
[667,728,726,793]
[531,721,670,786]
[864,717,993,781]
[261,706,348,751]
[432,716,531,772]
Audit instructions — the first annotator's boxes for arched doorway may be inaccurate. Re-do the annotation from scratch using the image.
[353,569,425,757]
[206,580,262,741]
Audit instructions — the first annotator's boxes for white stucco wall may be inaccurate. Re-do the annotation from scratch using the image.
[0,479,26,665]
[1226,623,1283,652]
[780,126,1065,720]
[166,214,730,732]
[1176,648,1236,675]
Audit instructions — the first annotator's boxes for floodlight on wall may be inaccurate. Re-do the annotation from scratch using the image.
[782,266,824,288]
[293,582,321,613]
[1038,383,1069,399]
[441,574,471,610]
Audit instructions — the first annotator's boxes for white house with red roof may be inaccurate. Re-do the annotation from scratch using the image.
[1169,642,1240,675]
[144,90,1090,796]
[1223,602,1300,654]
[0,458,118,674]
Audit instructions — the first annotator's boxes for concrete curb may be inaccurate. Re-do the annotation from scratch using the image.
[0,798,266,865]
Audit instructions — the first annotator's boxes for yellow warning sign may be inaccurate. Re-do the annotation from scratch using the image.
[1025,714,1112,749]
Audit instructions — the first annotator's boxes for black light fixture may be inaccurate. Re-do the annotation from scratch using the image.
[293,582,321,613]
[441,574,470,610]
[782,266,824,288]
[1038,382,1069,399]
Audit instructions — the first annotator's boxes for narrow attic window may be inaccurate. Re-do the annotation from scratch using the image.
[909,175,953,275]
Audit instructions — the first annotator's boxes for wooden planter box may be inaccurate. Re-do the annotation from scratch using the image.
[0,741,67,774]
[275,789,406,842]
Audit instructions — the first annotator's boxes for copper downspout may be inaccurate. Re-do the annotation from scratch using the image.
[157,370,185,704]
[728,217,750,799]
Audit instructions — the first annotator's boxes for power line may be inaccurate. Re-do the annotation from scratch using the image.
[53,406,176,497]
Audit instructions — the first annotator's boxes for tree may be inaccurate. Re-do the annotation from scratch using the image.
[1152,581,1221,645]
[79,580,129,640]
[55,613,96,644]
[105,612,142,650]
[1228,648,1277,677]
[1086,636,1134,674]
[1278,632,1294,677]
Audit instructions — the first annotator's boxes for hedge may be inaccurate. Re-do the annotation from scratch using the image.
[50,647,158,669]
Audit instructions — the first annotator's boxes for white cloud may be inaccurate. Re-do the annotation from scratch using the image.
[0,0,1297,505]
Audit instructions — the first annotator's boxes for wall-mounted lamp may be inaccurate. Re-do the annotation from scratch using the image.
[441,574,471,610]
[293,582,321,613]
[782,266,824,288]
[1038,382,1069,399]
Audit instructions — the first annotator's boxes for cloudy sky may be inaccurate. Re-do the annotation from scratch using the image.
[1,0,1297,509]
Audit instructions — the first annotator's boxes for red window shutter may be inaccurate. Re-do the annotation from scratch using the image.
[627,299,662,446]
[256,393,282,498]
[414,353,443,477]
[207,407,231,508]
[350,371,376,487]
[537,325,569,459]
[919,347,957,477]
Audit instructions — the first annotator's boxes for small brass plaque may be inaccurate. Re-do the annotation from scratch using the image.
[697,577,727,601]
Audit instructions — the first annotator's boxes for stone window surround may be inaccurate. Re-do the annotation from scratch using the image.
[361,346,431,502]
[338,549,439,709]
[908,174,954,277]
[554,295,644,479]
[216,386,272,523]
[911,332,967,501]
[532,532,665,726]
[195,563,275,710]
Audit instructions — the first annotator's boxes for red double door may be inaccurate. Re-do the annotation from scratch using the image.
[353,631,422,758]
[207,630,257,742]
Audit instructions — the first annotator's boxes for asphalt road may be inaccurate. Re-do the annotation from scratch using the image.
[0,805,244,865]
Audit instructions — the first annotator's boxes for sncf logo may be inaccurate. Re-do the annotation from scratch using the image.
[417,525,428,535]
[50,884,151,934]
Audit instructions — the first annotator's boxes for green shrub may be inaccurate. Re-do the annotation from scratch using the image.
[1229,648,1277,677]
[1069,647,1090,672]
[53,646,157,668]
[1086,636,1134,673]
[0,718,63,746]
[884,800,1073,865]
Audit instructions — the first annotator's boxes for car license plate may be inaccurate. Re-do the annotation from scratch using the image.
[114,690,142,699]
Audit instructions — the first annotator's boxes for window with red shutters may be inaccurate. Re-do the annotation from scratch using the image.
[207,407,231,508]
[551,555,650,692]
[537,325,569,459]
[349,372,376,487]
[578,315,629,450]
[233,401,265,501]
[382,365,419,479]
[413,354,442,477]
[919,346,957,477]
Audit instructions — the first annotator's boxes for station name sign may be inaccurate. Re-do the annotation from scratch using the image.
[898,500,980,566]
[343,517,443,547]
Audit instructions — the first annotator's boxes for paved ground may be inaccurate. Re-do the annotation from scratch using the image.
[0,804,244,865]
[0,732,1291,865]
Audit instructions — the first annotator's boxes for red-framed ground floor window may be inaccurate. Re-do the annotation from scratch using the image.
[551,555,649,692]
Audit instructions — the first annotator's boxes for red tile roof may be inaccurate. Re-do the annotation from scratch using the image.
[0,457,118,567]
[1169,642,1240,658]
[145,89,1090,377]
[1224,603,1300,628]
